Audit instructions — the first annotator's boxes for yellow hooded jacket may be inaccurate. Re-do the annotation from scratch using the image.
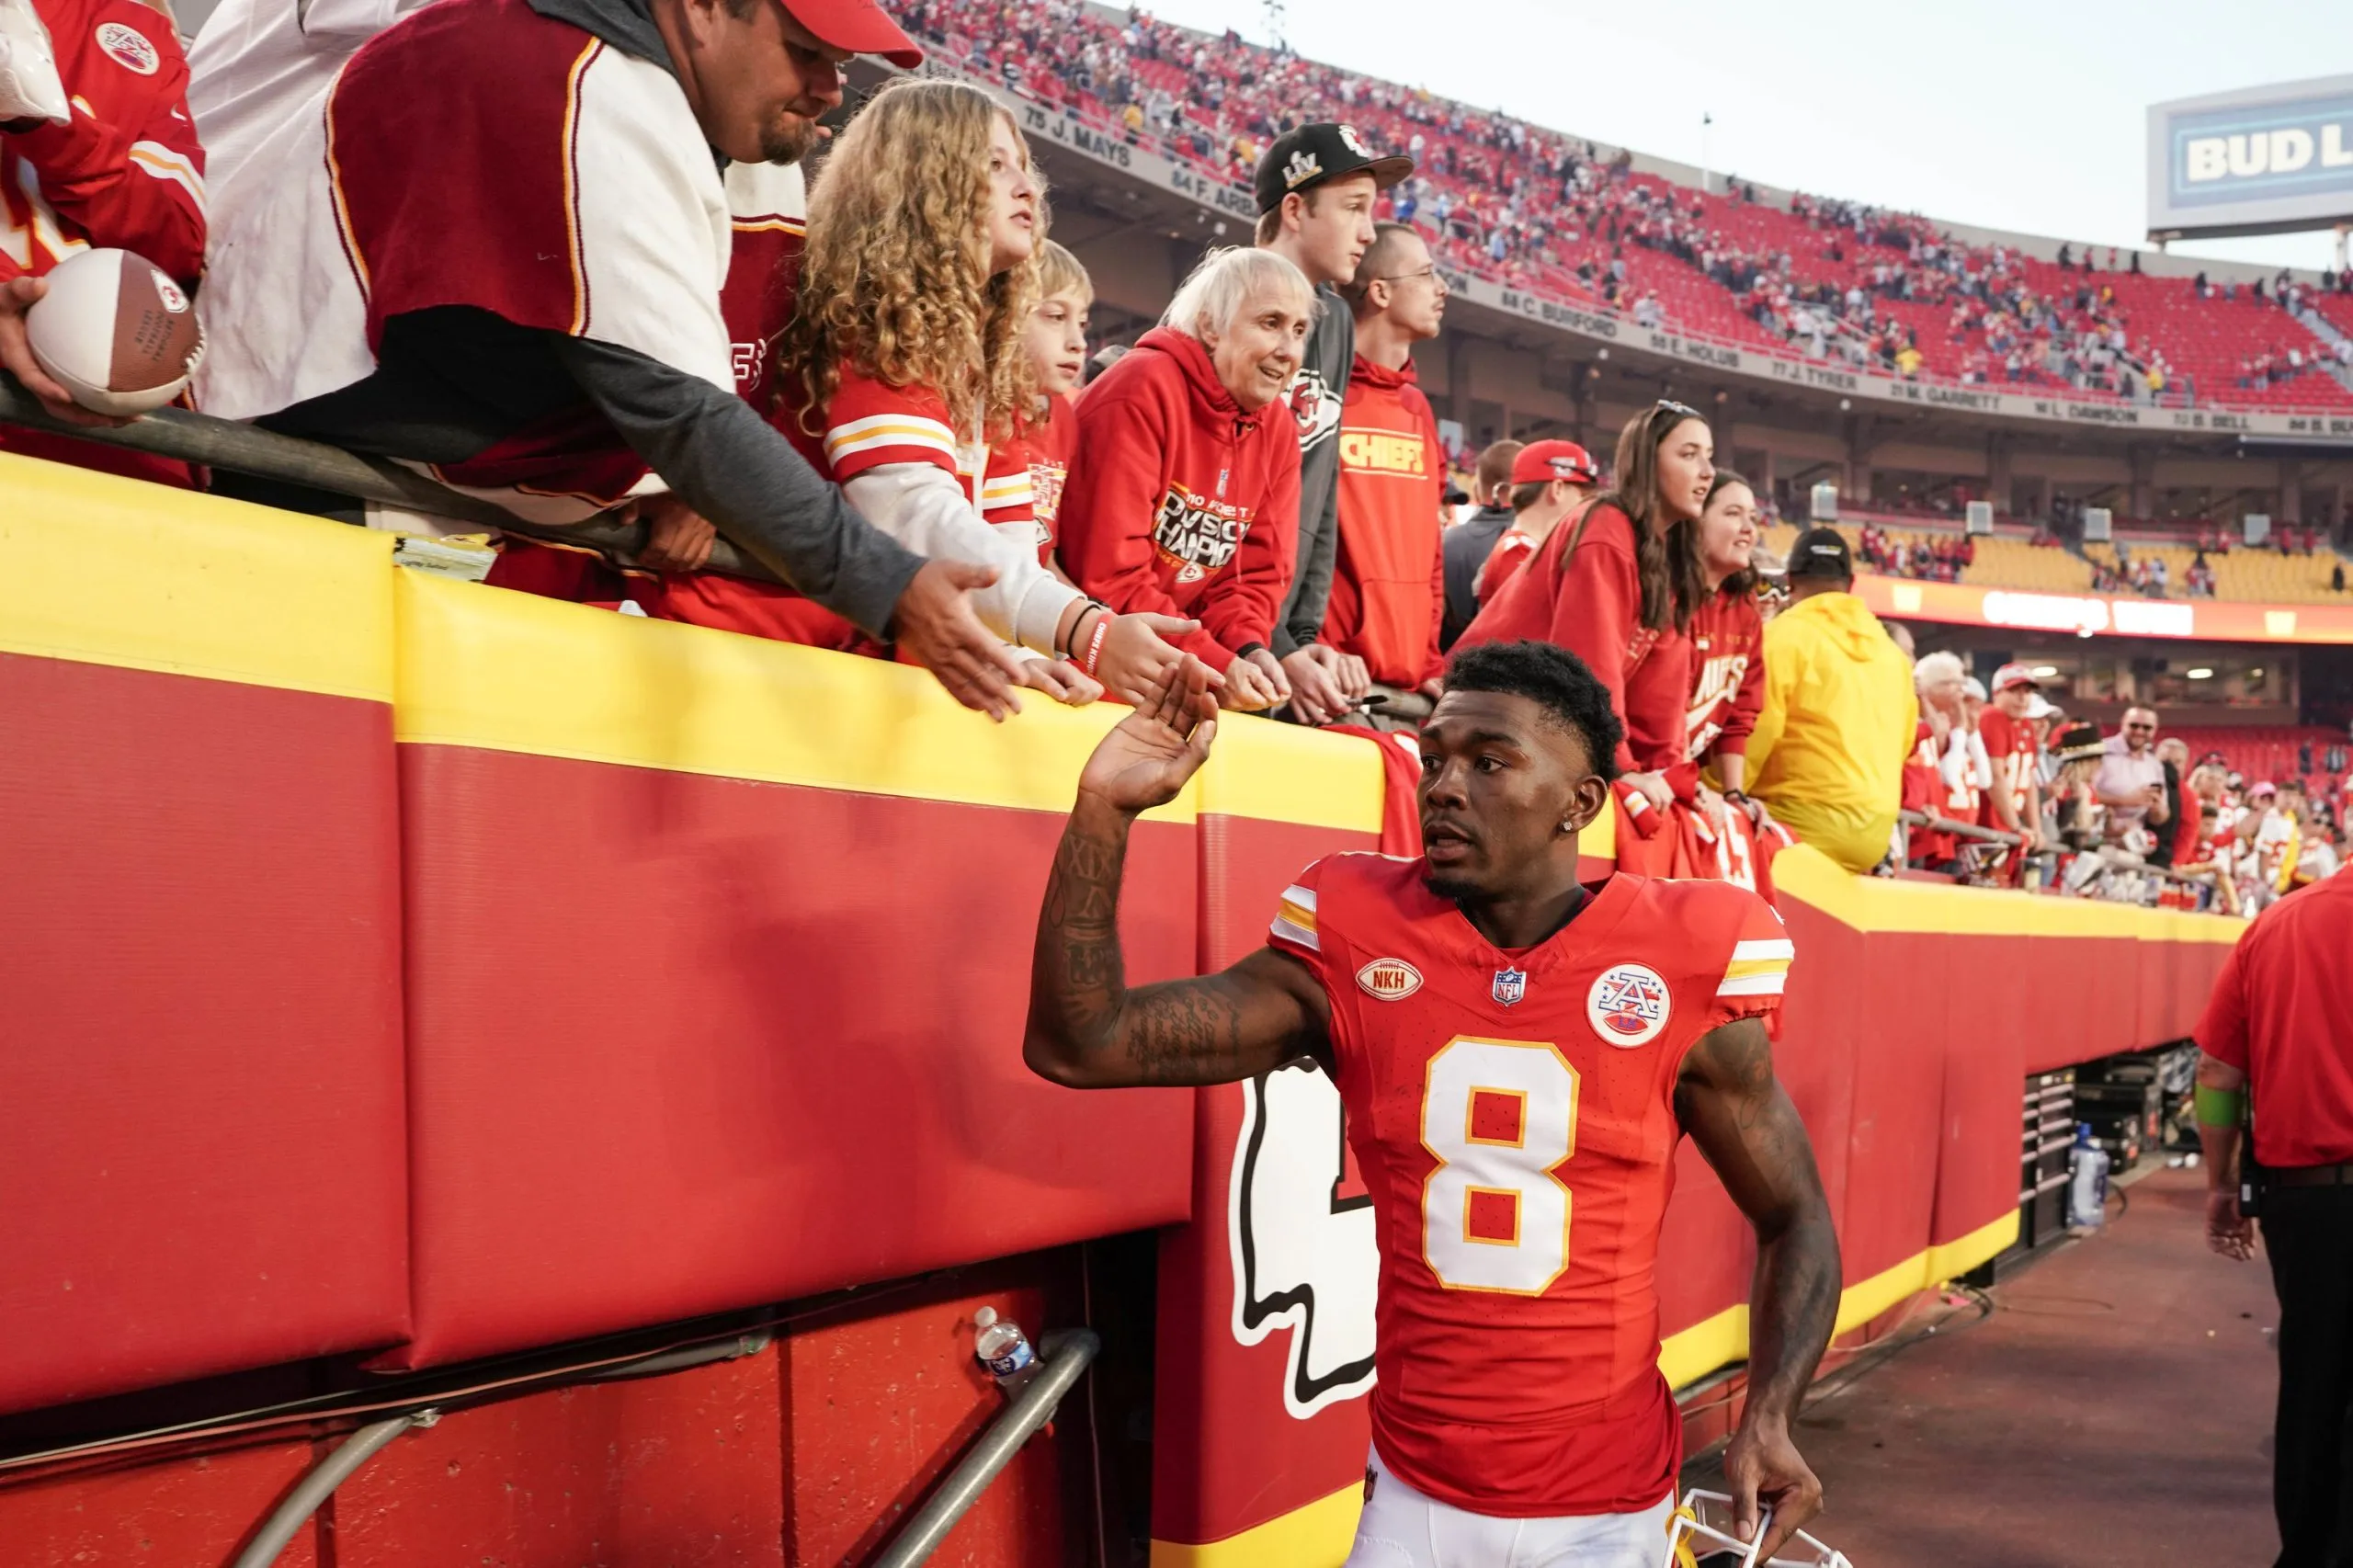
[1745,590,1920,873]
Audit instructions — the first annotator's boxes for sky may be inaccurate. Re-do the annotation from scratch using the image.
[1132,0,2353,274]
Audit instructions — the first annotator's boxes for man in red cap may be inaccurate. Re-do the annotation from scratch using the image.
[1977,662,2045,859]
[197,0,1031,721]
[1472,439,1600,607]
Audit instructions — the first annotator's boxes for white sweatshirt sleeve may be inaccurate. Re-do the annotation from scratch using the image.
[842,464,1082,654]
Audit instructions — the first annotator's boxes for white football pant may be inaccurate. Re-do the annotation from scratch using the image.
[1344,1448,1677,1568]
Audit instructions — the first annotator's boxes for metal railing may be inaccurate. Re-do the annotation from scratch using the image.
[0,376,782,586]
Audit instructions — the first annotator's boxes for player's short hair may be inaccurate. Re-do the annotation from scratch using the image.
[1036,238,1092,306]
[1442,641,1624,783]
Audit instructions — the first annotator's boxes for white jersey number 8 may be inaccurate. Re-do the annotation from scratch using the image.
[1419,1037,1580,1294]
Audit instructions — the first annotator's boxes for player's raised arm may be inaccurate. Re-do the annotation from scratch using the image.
[1675,1016,1840,1562]
[1025,661,1332,1088]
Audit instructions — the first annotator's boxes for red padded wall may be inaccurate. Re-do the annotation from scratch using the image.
[392,744,1195,1368]
[1153,813,1379,1548]
[0,653,409,1414]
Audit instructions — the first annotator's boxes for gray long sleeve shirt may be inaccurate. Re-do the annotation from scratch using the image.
[1274,286,1355,655]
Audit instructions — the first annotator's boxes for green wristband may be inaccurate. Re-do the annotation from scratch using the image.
[2194,1084,2245,1129]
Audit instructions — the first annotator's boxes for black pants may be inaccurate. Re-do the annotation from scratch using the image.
[2263,1185,2353,1567]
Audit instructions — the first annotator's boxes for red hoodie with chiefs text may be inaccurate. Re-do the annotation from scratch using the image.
[1058,327,1300,672]
[1322,354,1447,688]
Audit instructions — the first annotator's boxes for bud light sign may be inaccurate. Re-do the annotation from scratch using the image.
[2149,75,2353,240]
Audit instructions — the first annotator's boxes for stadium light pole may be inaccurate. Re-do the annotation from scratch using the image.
[1699,111,1713,195]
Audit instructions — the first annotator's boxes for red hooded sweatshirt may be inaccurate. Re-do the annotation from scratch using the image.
[1453,498,1688,773]
[1323,354,1448,688]
[1684,584,1766,767]
[1060,327,1300,672]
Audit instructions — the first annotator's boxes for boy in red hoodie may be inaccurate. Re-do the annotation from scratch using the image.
[1060,246,1314,710]
[1320,223,1449,724]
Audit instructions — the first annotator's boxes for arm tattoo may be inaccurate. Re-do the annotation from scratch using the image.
[1029,799,1323,1086]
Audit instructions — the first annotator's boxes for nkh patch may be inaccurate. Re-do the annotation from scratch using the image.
[1587,962,1670,1046]
[1491,966,1527,1007]
[1356,958,1423,1001]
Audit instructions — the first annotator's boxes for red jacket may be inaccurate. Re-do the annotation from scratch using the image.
[0,0,205,487]
[1685,585,1766,766]
[1060,327,1299,672]
[1455,499,1687,773]
[1322,354,1445,688]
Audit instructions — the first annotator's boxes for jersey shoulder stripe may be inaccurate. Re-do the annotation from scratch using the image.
[1269,881,1319,953]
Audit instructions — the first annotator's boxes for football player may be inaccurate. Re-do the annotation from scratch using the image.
[1025,640,1838,1567]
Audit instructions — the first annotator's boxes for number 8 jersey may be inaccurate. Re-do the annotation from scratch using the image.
[1267,855,1792,1518]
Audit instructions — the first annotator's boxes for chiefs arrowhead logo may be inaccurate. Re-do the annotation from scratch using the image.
[1229,1064,1378,1418]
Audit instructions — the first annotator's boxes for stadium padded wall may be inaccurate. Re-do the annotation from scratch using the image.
[0,458,411,1414]
[0,455,2249,1551]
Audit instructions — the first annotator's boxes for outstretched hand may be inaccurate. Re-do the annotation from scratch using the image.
[1076,654,1219,815]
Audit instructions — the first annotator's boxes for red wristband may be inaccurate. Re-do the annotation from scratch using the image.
[1081,612,1111,678]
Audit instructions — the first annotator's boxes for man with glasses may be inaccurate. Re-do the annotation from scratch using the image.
[1317,222,1451,727]
[2095,706,2170,849]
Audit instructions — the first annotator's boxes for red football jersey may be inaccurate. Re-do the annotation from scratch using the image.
[1026,392,1078,565]
[1267,857,1792,1517]
[1977,706,2037,826]
[1684,588,1765,767]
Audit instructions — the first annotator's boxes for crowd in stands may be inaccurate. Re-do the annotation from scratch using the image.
[903,1,2353,415]
[0,0,2342,921]
[1903,667,2348,911]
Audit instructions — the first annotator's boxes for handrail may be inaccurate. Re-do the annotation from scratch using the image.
[870,1328,1101,1568]
[0,375,781,585]
[224,1332,772,1568]
[1898,808,2024,847]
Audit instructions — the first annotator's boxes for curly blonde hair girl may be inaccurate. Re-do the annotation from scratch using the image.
[783,76,1044,444]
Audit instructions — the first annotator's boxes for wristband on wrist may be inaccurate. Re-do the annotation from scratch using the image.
[1234,642,1268,661]
[2194,1084,2245,1130]
[1081,612,1111,678]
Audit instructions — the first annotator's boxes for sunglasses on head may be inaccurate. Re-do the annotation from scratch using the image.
[1654,399,1701,420]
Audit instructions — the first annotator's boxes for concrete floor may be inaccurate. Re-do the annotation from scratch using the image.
[1692,1165,2283,1567]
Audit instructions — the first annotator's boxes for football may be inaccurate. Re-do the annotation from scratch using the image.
[25,248,205,416]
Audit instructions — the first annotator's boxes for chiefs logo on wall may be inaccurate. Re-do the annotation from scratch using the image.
[1227,1063,1379,1418]
[1152,482,1254,584]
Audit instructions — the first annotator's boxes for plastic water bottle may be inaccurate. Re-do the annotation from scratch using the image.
[972,1307,1040,1394]
[2067,1123,2111,1229]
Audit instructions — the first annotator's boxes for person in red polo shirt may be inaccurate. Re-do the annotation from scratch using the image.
[2198,864,2353,1567]
[1319,222,1449,727]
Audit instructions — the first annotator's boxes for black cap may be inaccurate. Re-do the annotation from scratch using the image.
[1254,123,1414,215]
[1785,526,1854,580]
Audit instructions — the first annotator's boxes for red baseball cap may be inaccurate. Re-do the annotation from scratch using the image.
[785,0,924,67]
[1990,662,2039,693]
[1509,439,1599,487]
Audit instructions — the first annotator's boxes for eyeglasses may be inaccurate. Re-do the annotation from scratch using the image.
[1654,398,1701,420]
[1378,266,1447,288]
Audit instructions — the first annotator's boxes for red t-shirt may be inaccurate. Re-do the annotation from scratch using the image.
[1977,706,2038,828]
[1026,392,1078,566]
[2195,873,2353,1167]
[1267,857,1790,1516]
[1474,528,1540,607]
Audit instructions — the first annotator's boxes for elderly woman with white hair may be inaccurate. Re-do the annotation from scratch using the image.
[1059,246,1317,709]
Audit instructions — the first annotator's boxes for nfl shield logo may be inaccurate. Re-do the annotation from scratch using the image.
[1491,967,1528,1007]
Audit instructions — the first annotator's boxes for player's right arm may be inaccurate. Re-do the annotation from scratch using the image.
[1025,663,1333,1088]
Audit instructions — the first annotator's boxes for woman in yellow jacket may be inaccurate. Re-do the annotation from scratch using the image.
[1746,528,1921,873]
